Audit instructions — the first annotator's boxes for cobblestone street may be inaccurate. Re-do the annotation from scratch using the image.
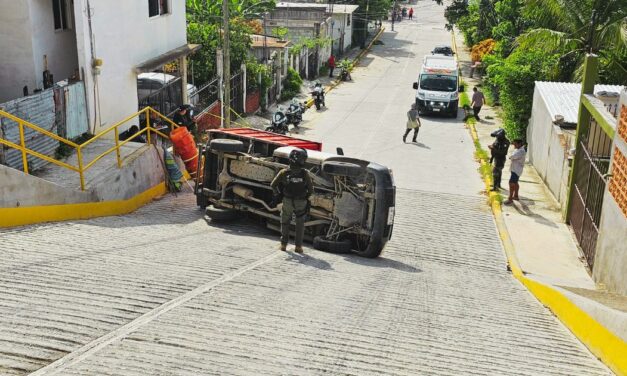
[0,1,613,375]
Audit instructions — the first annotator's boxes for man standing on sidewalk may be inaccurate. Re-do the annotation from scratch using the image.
[471,87,486,121]
[328,55,336,78]
[488,128,509,191]
[505,140,526,205]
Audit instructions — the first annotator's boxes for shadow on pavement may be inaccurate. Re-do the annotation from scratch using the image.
[343,255,422,273]
[512,201,559,228]
[285,252,333,271]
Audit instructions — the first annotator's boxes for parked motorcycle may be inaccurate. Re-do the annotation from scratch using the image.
[265,107,289,134]
[338,60,352,82]
[311,83,326,111]
[285,99,306,127]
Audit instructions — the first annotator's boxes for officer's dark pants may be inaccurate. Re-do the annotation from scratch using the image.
[281,198,308,247]
[492,159,505,189]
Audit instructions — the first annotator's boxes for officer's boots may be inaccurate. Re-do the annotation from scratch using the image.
[294,246,304,254]
[280,243,287,252]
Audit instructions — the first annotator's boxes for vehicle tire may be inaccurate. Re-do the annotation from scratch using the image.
[353,237,383,258]
[206,205,238,221]
[450,108,458,118]
[313,236,352,254]
[322,161,364,177]
[209,139,244,153]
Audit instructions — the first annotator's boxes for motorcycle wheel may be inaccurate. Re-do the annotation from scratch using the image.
[265,126,275,133]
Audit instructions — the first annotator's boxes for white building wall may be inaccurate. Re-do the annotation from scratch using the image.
[343,14,353,51]
[0,1,36,102]
[329,14,353,55]
[28,0,79,90]
[73,0,187,132]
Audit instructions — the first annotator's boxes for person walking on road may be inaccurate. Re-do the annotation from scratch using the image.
[403,103,421,143]
[471,87,486,121]
[328,55,336,78]
[408,7,414,19]
[505,140,526,205]
[271,148,313,253]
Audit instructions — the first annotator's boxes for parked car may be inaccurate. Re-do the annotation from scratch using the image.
[137,72,199,106]
[195,128,396,258]
[431,45,455,57]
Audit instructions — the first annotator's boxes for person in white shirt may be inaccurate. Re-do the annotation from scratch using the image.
[505,139,526,205]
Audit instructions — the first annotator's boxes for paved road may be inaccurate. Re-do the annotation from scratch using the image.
[0,2,612,375]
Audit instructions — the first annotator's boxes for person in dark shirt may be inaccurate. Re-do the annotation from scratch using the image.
[271,148,313,253]
[172,105,197,135]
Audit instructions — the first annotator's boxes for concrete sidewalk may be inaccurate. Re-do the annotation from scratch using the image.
[454,30,627,374]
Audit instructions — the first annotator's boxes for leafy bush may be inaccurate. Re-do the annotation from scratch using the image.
[280,68,303,101]
[485,49,558,139]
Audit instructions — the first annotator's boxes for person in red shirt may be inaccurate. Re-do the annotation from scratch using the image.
[328,55,336,78]
[409,7,414,19]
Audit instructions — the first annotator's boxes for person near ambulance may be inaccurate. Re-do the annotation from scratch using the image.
[271,148,313,253]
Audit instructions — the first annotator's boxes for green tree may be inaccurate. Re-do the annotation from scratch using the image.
[485,49,559,139]
[516,0,627,82]
[186,0,277,84]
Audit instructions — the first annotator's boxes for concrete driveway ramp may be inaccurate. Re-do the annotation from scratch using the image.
[0,143,170,227]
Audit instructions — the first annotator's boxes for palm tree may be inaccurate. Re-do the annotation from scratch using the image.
[516,0,627,82]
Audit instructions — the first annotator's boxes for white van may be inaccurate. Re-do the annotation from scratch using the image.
[137,72,199,105]
[412,55,463,117]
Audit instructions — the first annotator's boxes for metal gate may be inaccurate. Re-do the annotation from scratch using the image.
[230,72,244,114]
[568,117,613,270]
[308,51,318,79]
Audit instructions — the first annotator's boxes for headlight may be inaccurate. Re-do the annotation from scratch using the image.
[417,92,425,99]
[451,92,459,100]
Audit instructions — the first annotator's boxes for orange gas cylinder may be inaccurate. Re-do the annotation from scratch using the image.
[170,127,198,176]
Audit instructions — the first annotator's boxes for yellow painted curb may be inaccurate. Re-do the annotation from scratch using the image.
[0,182,167,228]
[467,115,627,376]
[305,27,386,109]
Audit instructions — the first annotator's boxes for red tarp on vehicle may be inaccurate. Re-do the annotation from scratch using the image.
[209,128,322,151]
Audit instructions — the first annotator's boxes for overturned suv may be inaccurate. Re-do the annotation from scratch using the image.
[195,129,396,258]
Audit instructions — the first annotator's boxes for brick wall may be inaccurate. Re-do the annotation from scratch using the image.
[246,91,260,114]
[196,101,222,133]
[609,103,627,217]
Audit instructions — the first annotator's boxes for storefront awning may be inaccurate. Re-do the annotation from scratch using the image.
[135,44,201,73]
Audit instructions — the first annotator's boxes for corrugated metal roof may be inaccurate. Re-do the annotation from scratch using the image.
[535,81,625,124]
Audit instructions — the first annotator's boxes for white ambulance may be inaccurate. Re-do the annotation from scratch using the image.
[412,55,463,117]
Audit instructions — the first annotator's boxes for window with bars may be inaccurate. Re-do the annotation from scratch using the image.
[149,0,170,17]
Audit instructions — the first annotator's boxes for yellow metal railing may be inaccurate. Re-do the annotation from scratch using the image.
[0,107,178,191]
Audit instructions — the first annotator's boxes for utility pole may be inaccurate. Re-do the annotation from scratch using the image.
[222,0,231,127]
[361,0,370,49]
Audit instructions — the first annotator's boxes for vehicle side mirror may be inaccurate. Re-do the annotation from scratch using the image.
[336,147,345,156]
[412,82,418,90]
[458,85,465,92]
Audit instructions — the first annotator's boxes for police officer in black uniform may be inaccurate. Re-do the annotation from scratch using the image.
[270,148,313,253]
[488,128,510,191]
